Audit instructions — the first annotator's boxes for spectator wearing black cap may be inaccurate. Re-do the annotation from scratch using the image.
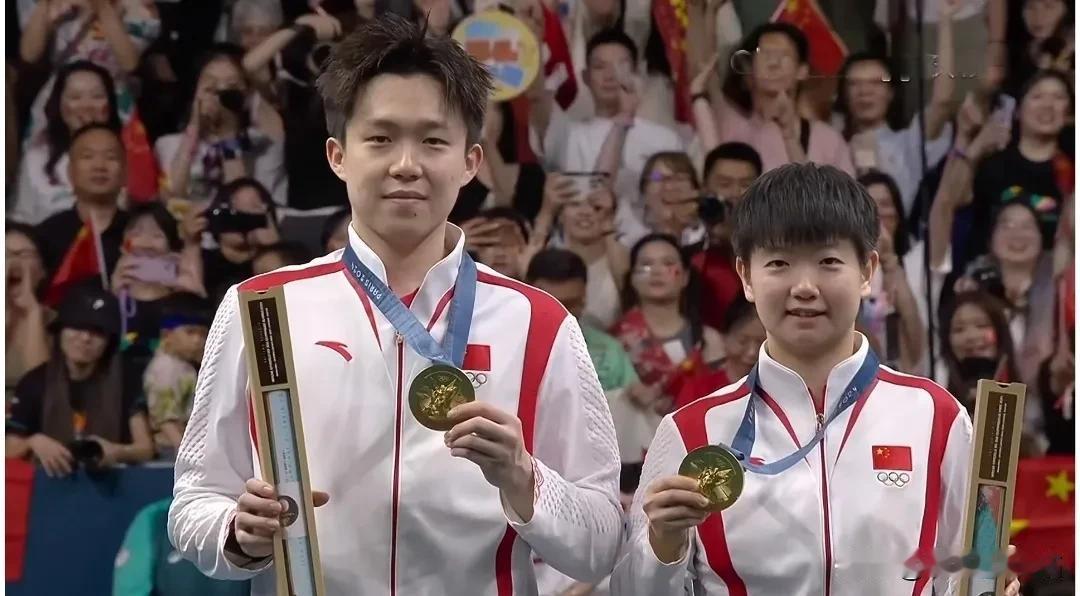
[143,293,212,452]
[5,283,154,477]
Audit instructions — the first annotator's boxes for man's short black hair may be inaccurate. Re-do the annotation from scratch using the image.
[731,163,878,264]
[316,14,494,146]
[703,142,763,180]
[586,28,638,66]
[525,248,588,284]
[69,123,123,148]
[743,23,809,64]
[478,207,530,241]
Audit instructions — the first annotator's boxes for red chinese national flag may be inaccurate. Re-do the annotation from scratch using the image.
[1010,457,1074,572]
[121,108,161,203]
[872,445,912,471]
[771,0,848,76]
[44,223,103,307]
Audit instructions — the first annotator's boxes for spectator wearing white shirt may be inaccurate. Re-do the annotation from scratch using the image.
[533,29,684,223]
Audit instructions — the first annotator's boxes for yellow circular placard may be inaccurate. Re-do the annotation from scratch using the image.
[453,10,541,102]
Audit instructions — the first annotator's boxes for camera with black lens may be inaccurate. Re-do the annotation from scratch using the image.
[965,258,1006,300]
[698,194,730,226]
[207,205,268,237]
[66,439,104,468]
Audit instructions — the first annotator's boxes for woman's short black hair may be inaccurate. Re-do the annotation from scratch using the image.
[858,169,910,259]
[525,248,588,285]
[125,202,184,252]
[44,61,122,182]
[316,14,493,146]
[732,163,879,265]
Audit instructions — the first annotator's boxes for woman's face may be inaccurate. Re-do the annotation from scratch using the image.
[6,231,45,291]
[844,60,893,126]
[560,188,611,243]
[630,240,687,304]
[1019,76,1070,138]
[196,58,247,123]
[219,186,275,251]
[1023,0,1067,41]
[644,160,698,226]
[60,70,110,132]
[990,204,1041,265]
[867,182,899,237]
[724,315,766,379]
[949,303,999,360]
[124,215,170,256]
[60,327,108,368]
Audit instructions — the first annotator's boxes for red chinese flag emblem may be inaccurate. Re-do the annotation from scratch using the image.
[771,0,848,76]
[872,445,913,471]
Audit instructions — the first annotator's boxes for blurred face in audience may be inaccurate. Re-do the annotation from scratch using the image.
[60,326,108,369]
[1023,0,1067,41]
[327,74,480,251]
[630,240,687,305]
[68,129,125,202]
[560,188,610,244]
[948,303,999,361]
[705,158,757,201]
[990,204,1041,266]
[60,70,111,132]
[750,32,806,95]
[723,314,766,380]
[643,159,699,232]
[219,185,278,254]
[586,42,634,110]
[843,59,892,128]
[124,214,171,257]
[235,17,277,52]
[6,230,45,294]
[163,324,209,364]
[866,182,899,238]
[196,57,247,128]
[474,217,526,278]
[1019,75,1070,138]
[532,277,587,320]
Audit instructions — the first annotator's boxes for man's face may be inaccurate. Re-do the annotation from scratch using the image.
[327,73,481,250]
[750,32,806,94]
[705,159,758,201]
[68,128,125,201]
[585,43,634,108]
[532,278,587,320]
[736,240,876,360]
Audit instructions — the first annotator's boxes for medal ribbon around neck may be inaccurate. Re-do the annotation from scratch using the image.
[725,349,881,475]
[342,243,477,368]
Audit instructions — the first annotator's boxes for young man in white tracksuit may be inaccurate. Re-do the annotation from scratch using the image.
[167,16,623,596]
[611,163,1020,595]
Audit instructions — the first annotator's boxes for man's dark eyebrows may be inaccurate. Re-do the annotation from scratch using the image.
[366,117,449,132]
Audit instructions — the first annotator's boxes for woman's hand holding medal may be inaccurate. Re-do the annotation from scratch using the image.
[642,475,711,563]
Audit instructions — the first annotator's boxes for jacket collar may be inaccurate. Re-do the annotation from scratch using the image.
[754,333,872,420]
[346,223,466,326]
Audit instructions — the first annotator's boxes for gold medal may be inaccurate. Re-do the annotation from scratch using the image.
[408,365,476,431]
[679,445,745,512]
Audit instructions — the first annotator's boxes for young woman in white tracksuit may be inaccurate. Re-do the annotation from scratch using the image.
[612,163,1021,596]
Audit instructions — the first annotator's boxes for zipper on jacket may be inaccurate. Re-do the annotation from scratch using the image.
[814,389,833,596]
[389,331,405,595]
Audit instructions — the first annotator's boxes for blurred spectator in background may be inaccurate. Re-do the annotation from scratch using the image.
[555,183,628,329]
[35,124,129,298]
[674,296,764,410]
[462,207,532,280]
[691,142,761,332]
[143,292,210,452]
[111,202,205,363]
[5,283,154,476]
[1007,0,1074,97]
[6,222,52,401]
[320,207,350,254]
[156,45,286,206]
[12,61,122,224]
[626,152,704,247]
[251,240,311,274]
[181,177,281,304]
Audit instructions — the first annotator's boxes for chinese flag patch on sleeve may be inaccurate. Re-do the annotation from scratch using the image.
[872,446,913,471]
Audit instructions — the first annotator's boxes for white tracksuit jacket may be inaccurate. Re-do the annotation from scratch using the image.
[168,225,623,595]
[611,336,974,596]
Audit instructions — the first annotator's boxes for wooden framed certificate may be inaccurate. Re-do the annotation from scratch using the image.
[957,380,1026,596]
[238,286,326,596]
